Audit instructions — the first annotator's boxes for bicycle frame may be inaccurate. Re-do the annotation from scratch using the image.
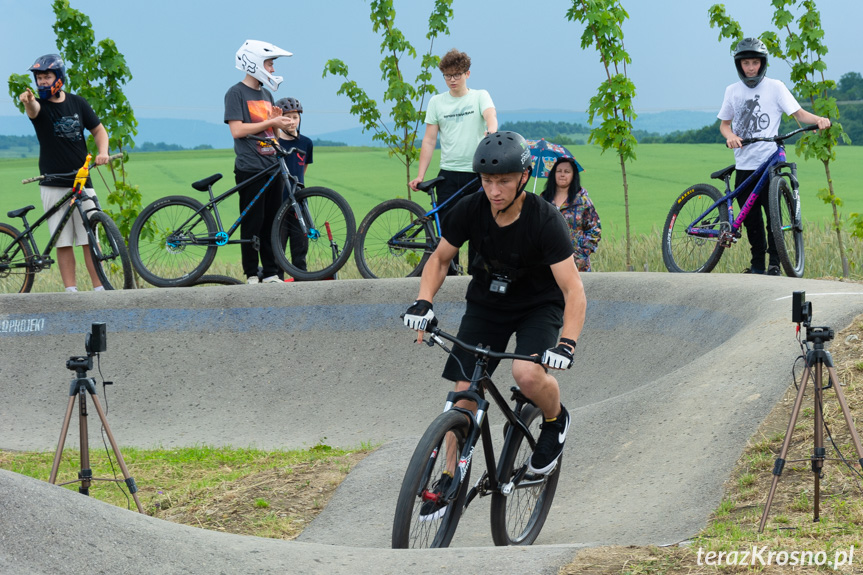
[687,142,800,241]
[388,177,479,253]
[425,329,542,507]
[3,182,103,268]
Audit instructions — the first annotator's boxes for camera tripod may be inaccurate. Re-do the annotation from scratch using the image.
[758,324,863,532]
[48,353,144,514]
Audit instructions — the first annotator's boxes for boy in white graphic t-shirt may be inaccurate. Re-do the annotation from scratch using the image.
[717,37,830,275]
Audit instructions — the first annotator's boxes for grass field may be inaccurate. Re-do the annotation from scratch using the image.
[2,143,860,280]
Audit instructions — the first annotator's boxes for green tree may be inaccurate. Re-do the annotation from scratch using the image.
[709,1,855,277]
[322,0,452,199]
[566,0,638,271]
[6,0,141,244]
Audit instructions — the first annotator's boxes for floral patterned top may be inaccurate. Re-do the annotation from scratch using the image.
[557,187,601,271]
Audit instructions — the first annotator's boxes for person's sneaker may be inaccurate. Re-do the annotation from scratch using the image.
[528,405,570,475]
[419,472,453,522]
[766,265,781,276]
[247,276,260,284]
[262,275,283,283]
[741,267,764,274]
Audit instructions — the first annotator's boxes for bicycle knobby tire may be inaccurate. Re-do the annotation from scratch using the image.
[768,176,804,277]
[271,186,355,281]
[0,222,35,294]
[129,195,217,287]
[354,198,435,279]
[392,410,471,549]
[490,405,561,545]
[88,211,134,290]
[662,184,728,273]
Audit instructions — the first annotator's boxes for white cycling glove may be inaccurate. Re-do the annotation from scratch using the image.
[541,340,575,370]
[403,299,436,331]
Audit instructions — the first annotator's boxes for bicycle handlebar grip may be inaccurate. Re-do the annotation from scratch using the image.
[21,175,45,184]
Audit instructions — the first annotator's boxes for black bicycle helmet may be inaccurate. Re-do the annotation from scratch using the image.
[29,54,66,99]
[733,37,768,88]
[472,131,532,174]
[275,97,303,113]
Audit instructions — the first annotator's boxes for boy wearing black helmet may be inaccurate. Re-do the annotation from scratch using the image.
[718,37,830,275]
[275,97,313,274]
[18,53,111,292]
[404,132,586,510]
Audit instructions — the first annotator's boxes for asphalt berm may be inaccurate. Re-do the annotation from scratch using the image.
[1,273,861,574]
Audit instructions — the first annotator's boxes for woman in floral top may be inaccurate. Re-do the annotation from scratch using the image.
[540,157,601,271]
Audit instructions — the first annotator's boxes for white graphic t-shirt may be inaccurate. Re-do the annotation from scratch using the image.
[425,89,494,172]
[717,77,801,169]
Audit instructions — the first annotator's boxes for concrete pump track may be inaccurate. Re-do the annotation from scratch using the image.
[1,273,862,574]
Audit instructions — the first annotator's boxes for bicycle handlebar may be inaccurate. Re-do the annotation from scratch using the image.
[22,153,124,184]
[427,324,542,364]
[244,135,303,159]
[740,124,818,147]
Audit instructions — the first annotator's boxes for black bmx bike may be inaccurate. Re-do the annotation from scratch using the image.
[129,136,355,286]
[391,324,562,548]
[0,153,133,293]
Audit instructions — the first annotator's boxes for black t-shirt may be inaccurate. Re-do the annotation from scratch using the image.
[277,133,314,185]
[223,82,278,173]
[30,93,101,187]
[444,191,575,311]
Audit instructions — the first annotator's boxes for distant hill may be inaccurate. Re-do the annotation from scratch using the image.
[0,109,719,150]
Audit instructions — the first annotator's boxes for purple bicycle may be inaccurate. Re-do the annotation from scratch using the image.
[661,124,816,277]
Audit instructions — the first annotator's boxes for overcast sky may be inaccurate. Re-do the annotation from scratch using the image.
[1,0,858,134]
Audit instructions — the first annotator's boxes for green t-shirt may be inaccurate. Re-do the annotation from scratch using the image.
[425,89,495,172]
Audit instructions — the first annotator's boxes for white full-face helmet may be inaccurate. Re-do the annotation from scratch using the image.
[235,40,292,91]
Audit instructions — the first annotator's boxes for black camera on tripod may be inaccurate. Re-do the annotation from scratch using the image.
[792,291,833,343]
[66,322,107,372]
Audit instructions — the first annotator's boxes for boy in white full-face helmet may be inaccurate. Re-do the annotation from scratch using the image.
[224,40,294,284]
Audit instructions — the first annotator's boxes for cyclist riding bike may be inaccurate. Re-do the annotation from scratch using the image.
[403,131,586,520]
[718,37,830,275]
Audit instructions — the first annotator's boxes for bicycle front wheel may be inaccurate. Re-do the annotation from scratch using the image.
[490,405,561,546]
[769,176,804,277]
[354,199,434,279]
[88,211,134,290]
[271,187,355,281]
[0,223,35,294]
[661,184,728,273]
[187,274,243,286]
[392,410,471,549]
[129,196,217,287]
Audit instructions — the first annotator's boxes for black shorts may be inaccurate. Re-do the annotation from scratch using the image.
[441,301,563,382]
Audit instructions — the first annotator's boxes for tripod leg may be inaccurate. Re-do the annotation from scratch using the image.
[49,394,78,484]
[813,364,825,523]
[78,387,92,496]
[826,365,863,469]
[758,364,811,533]
[88,392,144,513]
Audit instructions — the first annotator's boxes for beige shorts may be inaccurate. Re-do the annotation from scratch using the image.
[40,185,98,248]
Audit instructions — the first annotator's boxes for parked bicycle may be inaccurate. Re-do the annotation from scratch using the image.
[129,136,355,286]
[661,124,816,277]
[0,154,133,294]
[353,176,478,279]
[392,324,562,549]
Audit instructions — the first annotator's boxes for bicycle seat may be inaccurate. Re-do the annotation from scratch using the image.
[711,165,736,181]
[7,205,35,219]
[416,176,445,194]
[191,173,223,192]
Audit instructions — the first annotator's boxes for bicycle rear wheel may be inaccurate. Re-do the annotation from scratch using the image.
[271,187,355,281]
[392,410,471,549]
[354,199,434,279]
[0,223,35,294]
[88,211,134,290]
[768,176,804,277]
[187,275,243,286]
[129,195,217,287]
[661,184,728,273]
[490,405,561,545]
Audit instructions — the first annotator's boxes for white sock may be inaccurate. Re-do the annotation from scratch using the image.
[94,286,106,291]
[65,286,78,292]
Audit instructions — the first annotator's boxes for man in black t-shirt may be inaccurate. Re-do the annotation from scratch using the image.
[19,54,111,293]
[404,131,586,518]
